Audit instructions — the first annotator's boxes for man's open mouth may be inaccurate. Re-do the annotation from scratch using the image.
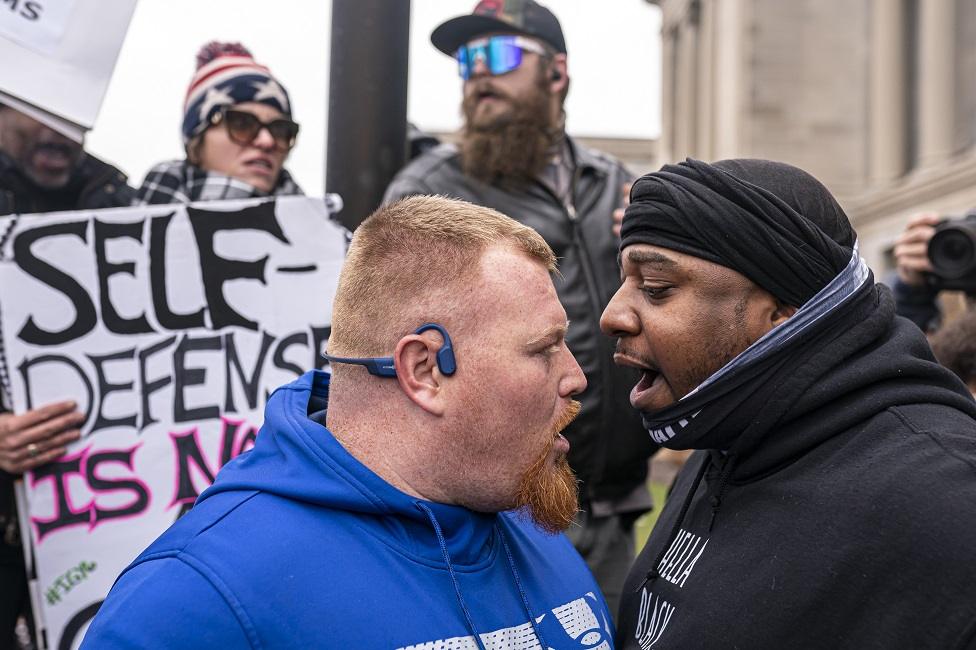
[613,351,663,407]
[634,369,660,393]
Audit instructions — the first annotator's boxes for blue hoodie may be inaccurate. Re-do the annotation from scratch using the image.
[82,371,614,649]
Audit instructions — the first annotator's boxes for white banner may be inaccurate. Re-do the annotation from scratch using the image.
[0,196,346,649]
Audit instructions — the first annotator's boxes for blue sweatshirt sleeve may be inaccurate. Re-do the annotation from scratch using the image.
[81,557,252,649]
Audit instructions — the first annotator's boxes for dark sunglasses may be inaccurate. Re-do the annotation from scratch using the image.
[455,35,547,80]
[210,108,300,151]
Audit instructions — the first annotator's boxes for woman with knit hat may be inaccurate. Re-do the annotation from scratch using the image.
[136,41,303,204]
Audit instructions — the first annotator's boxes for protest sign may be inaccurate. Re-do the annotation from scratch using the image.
[0,0,137,138]
[0,196,346,649]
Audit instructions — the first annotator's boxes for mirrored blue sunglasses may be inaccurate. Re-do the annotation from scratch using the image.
[456,35,547,80]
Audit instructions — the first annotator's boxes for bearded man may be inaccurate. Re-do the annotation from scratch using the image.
[385,0,656,617]
[604,159,976,649]
[0,103,133,214]
[82,196,615,648]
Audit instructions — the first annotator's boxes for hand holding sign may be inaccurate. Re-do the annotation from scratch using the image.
[0,400,82,474]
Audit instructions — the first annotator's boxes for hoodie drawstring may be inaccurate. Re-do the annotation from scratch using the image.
[635,454,710,594]
[416,504,550,650]
[417,502,488,650]
[497,522,550,649]
[635,450,740,594]
[706,452,737,533]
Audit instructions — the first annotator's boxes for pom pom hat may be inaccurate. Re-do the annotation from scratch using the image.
[181,41,292,145]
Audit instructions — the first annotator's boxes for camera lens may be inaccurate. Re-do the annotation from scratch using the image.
[929,228,976,279]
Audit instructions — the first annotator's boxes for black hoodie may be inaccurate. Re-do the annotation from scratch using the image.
[616,283,976,649]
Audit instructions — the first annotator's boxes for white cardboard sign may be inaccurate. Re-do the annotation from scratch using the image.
[0,196,346,649]
[0,0,137,130]
[0,0,78,55]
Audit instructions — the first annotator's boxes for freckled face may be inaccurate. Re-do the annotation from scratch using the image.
[443,246,587,515]
[600,244,789,412]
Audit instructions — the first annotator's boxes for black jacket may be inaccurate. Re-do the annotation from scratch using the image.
[890,273,941,332]
[0,150,134,216]
[384,140,657,505]
[617,286,976,649]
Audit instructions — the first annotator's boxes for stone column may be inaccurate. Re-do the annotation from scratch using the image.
[869,0,907,183]
[712,0,743,160]
[695,0,715,161]
[916,0,955,169]
[660,25,677,163]
[674,14,699,159]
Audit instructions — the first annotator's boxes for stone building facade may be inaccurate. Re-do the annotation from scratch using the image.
[651,0,976,274]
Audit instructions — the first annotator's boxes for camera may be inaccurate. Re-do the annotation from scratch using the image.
[927,211,976,293]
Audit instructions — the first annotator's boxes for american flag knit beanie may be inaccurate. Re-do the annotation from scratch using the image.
[181,41,292,144]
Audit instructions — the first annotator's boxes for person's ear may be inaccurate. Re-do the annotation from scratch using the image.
[771,299,798,327]
[548,53,568,94]
[393,333,447,416]
[186,135,203,166]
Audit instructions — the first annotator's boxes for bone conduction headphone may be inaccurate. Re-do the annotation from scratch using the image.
[322,323,457,378]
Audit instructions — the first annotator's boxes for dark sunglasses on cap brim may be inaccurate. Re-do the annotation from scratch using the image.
[210,108,300,151]
[455,35,547,80]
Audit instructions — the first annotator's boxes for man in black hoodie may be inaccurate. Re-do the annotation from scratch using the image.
[603,158,976,649]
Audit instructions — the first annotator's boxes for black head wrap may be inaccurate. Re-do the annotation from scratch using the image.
[619,158,856,307]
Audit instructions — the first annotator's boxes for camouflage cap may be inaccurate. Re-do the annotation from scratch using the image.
[431,0,567,56]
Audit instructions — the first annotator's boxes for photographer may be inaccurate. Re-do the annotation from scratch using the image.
[892,211,974,332]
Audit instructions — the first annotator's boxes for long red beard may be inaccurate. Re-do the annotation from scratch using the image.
[513,400,581,533]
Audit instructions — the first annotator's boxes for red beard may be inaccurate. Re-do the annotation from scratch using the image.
[513,400,581,533]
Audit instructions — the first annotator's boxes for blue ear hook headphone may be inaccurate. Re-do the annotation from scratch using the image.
[322,323,456,378]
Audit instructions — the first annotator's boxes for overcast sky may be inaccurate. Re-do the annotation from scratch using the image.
[85,0,661,197]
